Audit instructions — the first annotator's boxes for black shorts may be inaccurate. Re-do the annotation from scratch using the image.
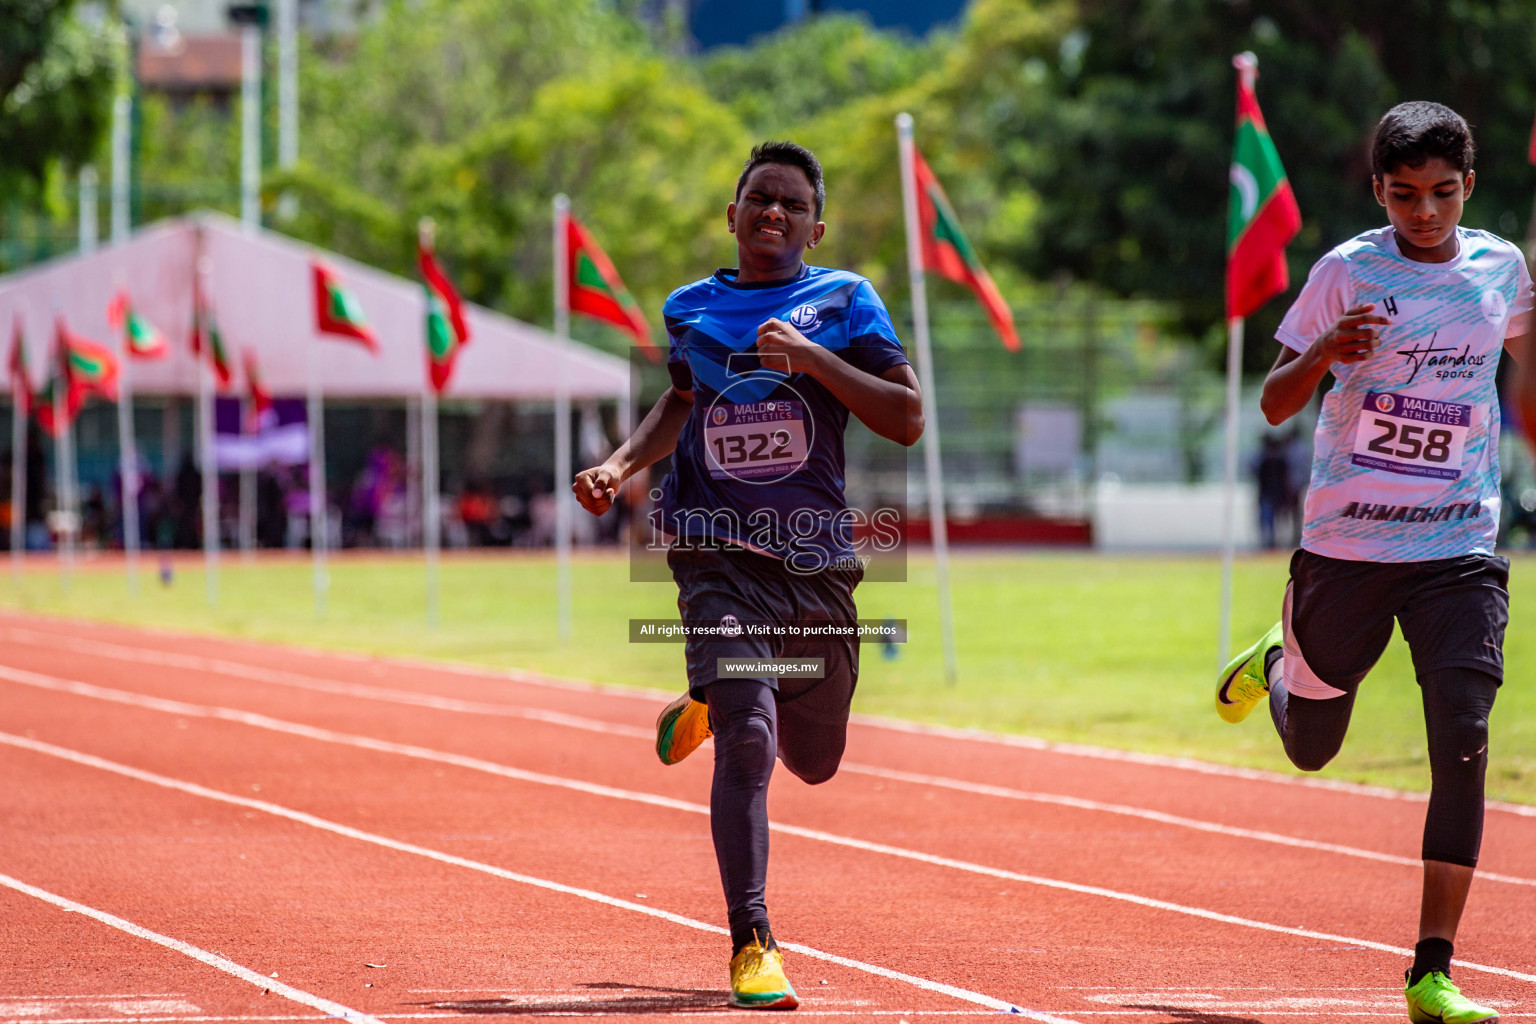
[668,544,862,723]
[1282,548,1509,696]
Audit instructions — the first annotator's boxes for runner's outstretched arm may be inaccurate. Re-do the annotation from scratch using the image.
[1261,302,1392,425]
[572,385,694,516]
[755,317,924,446]
[1505,331,1536,452]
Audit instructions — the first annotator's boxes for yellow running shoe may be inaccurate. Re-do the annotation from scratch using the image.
[1405,970,1499,1024]
[1216,621,1283,724]
[729,938,798,1010]
[655,692,711,765]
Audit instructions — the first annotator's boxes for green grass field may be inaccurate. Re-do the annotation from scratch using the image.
[3,548,1533,803]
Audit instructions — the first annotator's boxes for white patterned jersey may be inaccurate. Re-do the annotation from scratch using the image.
[1276,226,1533,562]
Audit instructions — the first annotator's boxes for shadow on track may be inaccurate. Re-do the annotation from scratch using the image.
[1126,1006,1264,1024]
[417,982,727,1015]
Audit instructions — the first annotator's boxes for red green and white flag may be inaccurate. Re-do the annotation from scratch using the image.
[57,316,119,401]
[33,372,84,438]
[419,239,470,393]
[243,350,273,429]
[1226,52,1301,321]
[565,213,655,358]
[8,316,30,415]
[910,145,1019,351]
[191,281,234,389]
[107,289,169,360]
[312,260,378,352]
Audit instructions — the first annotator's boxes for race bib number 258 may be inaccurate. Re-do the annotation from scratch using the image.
[1350,391,1472,481]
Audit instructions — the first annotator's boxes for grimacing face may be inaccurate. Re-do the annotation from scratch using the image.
[728,162,825,276]
[1373,156,1473,263]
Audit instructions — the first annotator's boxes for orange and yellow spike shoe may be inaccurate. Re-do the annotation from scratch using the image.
[655,692,711,765]
[729,938,798,1010]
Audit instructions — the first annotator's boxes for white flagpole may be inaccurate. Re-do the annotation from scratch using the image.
[116,329,141,591]
[420,216,442,628]
[10,367,24,580]
[553,194,573,643]
[307,335,328,617]
[53,350,75,589]
[1217,315,1245,669]
[198,306,218,607]
[896,112,959,687]
[423,382,440,627]
[239,396,255,559]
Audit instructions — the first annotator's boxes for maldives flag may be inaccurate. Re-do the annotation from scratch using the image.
[191,282,234,389]
[312,260,377,352]
[1226,53,1301,321]
[566,214,655,358]
[107,289,169,359]
[910,145,1019,351]
[243,350,273,429]
[419,239,469,392]
[58,316,119,401]
[8,317,30,415]
[33,372,84,438]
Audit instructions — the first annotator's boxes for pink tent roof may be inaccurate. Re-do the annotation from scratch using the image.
[0,212,630,401]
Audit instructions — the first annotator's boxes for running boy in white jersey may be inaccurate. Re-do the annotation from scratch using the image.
[1217,102,1532,1024]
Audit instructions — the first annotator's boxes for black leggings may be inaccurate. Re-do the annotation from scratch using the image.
[1270,665,1497,867]
[705,678,847,951]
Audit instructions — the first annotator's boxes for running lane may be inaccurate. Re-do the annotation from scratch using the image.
[2,612,1533,1022]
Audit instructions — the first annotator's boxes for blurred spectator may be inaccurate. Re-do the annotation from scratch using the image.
[1254,432,1298,550]
[347,443,402,547]
[458,478,496,546]
[173,455,201,548]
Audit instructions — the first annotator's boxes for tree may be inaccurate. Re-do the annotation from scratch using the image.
[985,0,1536,353]
[0,0,122,195]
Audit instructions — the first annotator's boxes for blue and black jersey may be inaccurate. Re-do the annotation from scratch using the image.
[655,264,909,571]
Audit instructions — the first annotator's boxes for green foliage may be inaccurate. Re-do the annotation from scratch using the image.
[133,94,242,221]
[1011,0,1536,352]
[56,0,1536,367]
[697,13,939,133]
[0,0,123,197]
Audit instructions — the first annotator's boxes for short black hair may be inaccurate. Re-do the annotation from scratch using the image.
[735,141,826,219]
[1371,101,1475,178]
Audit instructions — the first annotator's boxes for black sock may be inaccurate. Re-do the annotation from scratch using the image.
[1409,938,1454,985]
[1264,646,1283,679]
[731,924,775,957]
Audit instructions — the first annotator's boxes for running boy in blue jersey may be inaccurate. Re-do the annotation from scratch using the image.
[1217,103,1532,1024]
[573,141,923,1010]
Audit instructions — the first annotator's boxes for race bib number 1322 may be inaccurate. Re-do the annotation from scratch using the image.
[1350,391,1473,481]
[704,400,809,480]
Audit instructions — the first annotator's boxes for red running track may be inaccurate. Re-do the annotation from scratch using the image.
[1,610,1534,1023]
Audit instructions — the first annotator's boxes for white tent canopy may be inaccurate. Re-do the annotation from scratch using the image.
[0,212,629,401]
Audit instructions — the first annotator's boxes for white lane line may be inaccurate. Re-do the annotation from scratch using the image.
[4,659,1531,891]
[10,623,1536,818]
[0,630,647,742]
[4,671,1534,988]
[0,732,1069,1024]
[835,762,1536,888]
[0,873,383,1024]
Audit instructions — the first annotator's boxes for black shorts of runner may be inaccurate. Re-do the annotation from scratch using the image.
[668,543,862,722]
[1285,549,1509,691]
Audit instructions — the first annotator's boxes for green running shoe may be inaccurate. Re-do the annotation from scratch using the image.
[1216,620,1283,724]
[1405,970,1499,1024]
